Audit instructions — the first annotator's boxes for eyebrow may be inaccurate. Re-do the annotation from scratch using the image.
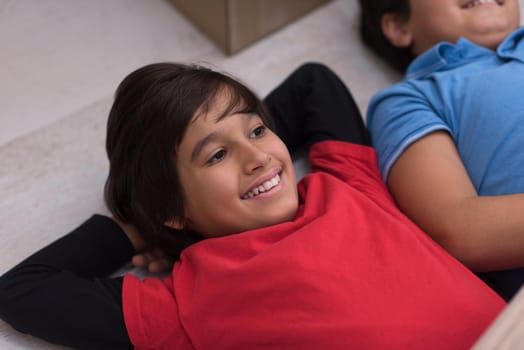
[190,113,260,162]
[191,132,219,162]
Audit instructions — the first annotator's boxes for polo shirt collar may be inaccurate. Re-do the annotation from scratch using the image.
[497,27,524,61]
[406,27,524,80]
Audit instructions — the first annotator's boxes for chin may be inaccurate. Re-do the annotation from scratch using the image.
[474,30,515,49]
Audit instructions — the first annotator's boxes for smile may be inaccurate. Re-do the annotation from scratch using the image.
[462,0,503,9]
[241,174,281,199]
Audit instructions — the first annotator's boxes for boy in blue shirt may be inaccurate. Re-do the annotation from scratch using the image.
[360,0,524,300]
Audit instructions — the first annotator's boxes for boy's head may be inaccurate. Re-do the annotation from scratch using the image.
[359,0,520,72]
[105,63,298,257]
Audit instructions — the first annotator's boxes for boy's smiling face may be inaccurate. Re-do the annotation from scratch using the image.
[389,0,520,56]
[172,89,299,238]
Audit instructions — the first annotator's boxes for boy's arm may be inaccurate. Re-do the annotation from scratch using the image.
[388,131,524,271]
[0,215,134,349]
[263,63,369,151]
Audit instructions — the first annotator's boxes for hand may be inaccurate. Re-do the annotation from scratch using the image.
[131,248,175,273]
[112,216,175,273]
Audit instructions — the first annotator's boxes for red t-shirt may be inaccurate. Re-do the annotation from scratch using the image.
[123,141,505,350]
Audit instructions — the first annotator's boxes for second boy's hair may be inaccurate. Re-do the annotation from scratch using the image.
[359,0,413,73]
[104,62,274,257]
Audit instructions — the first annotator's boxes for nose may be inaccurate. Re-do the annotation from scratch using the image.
[241,142,271,174]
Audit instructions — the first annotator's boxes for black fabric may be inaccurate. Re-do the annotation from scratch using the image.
[0,63,367,349]
[265,62,370,150]
[0,215,134,350]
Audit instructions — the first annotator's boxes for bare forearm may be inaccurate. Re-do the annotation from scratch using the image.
[414,194,524,271]
[388,131,524,272]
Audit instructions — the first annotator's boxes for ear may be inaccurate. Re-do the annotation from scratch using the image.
[381,13,413,48]
[164,217,185,230]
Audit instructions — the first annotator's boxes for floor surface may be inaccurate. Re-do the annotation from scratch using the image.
[1,0,522,349]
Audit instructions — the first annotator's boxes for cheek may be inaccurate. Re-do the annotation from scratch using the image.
[267,135,291,158]
[277,143,294,168]
[508,6,521,26]
[179,173,217,226]
[177,166,209,213]
[185,168,237,204]
[182,170,240,232]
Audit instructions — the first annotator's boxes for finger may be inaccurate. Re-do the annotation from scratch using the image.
[148,259,174,273]
[131,254,150,268]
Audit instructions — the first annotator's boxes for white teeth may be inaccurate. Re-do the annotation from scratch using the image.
[464,0,500,8]
[242,174,280,199]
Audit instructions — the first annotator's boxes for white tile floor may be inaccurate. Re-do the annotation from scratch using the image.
[1,0,523,349]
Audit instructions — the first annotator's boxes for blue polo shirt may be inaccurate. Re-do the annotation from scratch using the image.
[367,27,524,300]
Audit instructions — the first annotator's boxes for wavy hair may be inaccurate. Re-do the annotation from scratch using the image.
[104,62,273,258]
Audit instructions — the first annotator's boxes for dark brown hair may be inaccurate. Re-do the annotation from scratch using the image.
[359,0,414,73]
[104,62,273,258]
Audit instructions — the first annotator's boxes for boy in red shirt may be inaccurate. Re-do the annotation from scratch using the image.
[0,62,505,349]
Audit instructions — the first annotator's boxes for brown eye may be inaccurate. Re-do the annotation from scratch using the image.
[250,125,266,138]
[207,149,227,165]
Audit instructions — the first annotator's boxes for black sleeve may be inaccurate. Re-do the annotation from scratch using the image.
[263,62,370,152]
[0,215,134,350]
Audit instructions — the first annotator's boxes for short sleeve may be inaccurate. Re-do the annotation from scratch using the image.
[366,81,451,181]
[308,141,392,202]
